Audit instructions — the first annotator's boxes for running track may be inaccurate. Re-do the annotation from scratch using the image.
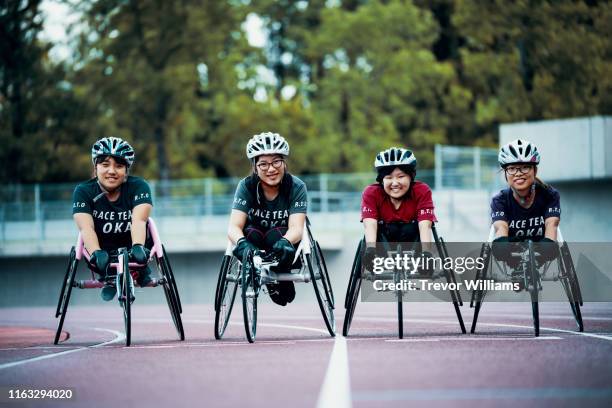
[1,301,612,407]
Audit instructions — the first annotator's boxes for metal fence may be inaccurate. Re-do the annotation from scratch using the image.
[0,145,501,227]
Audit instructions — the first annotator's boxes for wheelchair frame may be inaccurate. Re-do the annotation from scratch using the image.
[213,217,335,343]
[470,226,584,337]
[54,218,184,347]
[342,223,466,339]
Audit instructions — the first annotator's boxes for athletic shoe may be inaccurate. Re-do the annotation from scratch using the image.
[101,283,117,301]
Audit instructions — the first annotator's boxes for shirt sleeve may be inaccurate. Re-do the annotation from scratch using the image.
[289,180,308,214]
[360,185,379,221]
[130,179,153,207]
[490,193,507,223]
[72,185,92,214]
[415,184,437,222]
[232,179,252,214]
[544,189,561,219]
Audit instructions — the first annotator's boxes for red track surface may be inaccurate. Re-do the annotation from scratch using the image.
[1,301,612,407]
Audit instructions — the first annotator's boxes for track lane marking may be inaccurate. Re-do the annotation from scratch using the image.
[0,328,124,370]
[316,336,351,408]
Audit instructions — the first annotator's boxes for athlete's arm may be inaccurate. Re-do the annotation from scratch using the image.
[131,203,152,245]
[74,213,101,254]
[544,217,559,241]
[493,220,509,238]
[363,218,378,247]
[228,209,248,245]
[284,212,306,245]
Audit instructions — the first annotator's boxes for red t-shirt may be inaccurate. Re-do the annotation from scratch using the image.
[360,181,437,223]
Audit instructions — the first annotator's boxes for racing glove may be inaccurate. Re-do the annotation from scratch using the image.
[535,237,558,264]
[363,246,377,272]
[272,237,296,269]
[129,243,150,265]
[491,236,520,268]
[90,249,110,278]
[233,237,258,261]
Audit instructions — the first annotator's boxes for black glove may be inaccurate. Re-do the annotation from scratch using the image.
[535,237,558,264]
[90,249,110,278]
[420,251,434,277]
[491,237,520,268]
[233,237,258,261]
[129,243,150,265]
[272,237,296,268]
[363,246,377,272]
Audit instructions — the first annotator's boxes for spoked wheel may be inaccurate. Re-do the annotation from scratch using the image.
[119,249,134,346]
[395,272,403,339]
[527,241,540,337]
[214,255,240,339]
[307,248,336,337]
[158,251,184,341]
[315,240,335,308]
[345,239,364,309]
[470,243,491,334]
[343,244,363,337]
[241,251,258,343]
[558,243,584,332]
[162,245,182,314]
[54,247,78,344]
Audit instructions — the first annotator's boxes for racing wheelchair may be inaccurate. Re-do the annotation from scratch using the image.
[470,227,583,337]
[54,218,184,346]
[342,223,466,338]
[214,217,335,343]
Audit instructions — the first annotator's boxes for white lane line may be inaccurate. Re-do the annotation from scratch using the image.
[350,316,612,342]
[0,328,124,370]
[316,336,351,408]
[385,336,562,343]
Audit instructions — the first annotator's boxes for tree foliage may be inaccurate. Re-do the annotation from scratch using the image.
[1,0,610,183]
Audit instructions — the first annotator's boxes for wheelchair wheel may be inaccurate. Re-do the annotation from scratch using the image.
[119,249,133,346]
[558,243,584,332]
[342,246,363,337]
[307,249,336,337]
[241,251,258,343]
[214,255,229,311]
[470,243,491,334]
[162,245,182,314]
[315,240,335,308]
[214,255,240,339]
[438,236,463,306]
[54,247,78,344]
[345,239,364,309]
[527,241,540,337]
[396,272,403,339]
[158,251,185,341]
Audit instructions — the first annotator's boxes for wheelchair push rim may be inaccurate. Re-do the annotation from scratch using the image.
[241,251,258,343]
[214,255,240,340]
[307,247,336,337]
[157,251,185,341]
[54,246,78,345]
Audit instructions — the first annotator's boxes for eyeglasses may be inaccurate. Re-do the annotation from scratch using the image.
[256,159,284,171]
[505,165,534,176]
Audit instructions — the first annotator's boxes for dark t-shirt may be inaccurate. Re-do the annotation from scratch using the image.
[232,174,308,230]
[360,181,437,223]
[72,176,153,251]
[490,184,561,240]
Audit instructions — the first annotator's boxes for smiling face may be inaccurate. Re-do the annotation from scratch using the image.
[254,154,286,187]
[382,167,411,199]
[95,156,127,191]
[505,164,536,193]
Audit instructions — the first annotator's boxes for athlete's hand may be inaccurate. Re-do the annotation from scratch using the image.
[233,237,258,261]
[90,249,110,277]
[272,238,296,268]
[491,236,520,267]
[129,243,150,265]
[363,246,377,272]
[535,237,558,264]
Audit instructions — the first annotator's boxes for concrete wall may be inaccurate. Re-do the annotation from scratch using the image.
[499,116,612,182]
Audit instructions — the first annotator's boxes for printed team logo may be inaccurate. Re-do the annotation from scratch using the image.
[73,202,86,208]
[134,192,150,201]
[362,206,373,213]
[492,211,505,218]
[234,197,247,206]
[419,208,434,215]
[548,207,561,214]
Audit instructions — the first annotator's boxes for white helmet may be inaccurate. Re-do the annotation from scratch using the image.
[498,139,540,167]
[91,136,135,168]
[246,132,290,159]
[374,147,417,169]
